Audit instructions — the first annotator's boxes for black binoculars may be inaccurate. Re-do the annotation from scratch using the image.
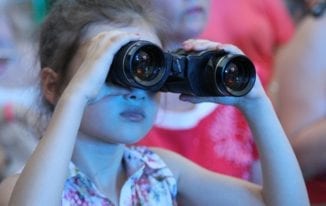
[108,40,256,97]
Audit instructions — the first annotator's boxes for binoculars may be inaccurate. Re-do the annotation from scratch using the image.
[108,40,256,97]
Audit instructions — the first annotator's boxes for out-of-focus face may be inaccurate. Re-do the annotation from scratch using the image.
[0,1,39,88]
[152,0,210,42]
[0,6,14,77]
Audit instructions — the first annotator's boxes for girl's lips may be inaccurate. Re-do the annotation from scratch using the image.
[120,109,145,122]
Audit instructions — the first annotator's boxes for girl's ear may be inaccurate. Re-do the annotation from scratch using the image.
[41,68,60,105]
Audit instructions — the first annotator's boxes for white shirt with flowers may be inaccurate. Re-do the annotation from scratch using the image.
[62,146,177,206]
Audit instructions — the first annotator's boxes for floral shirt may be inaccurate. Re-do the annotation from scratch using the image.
[62,146,177,206]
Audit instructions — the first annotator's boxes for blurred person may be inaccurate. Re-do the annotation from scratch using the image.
[138,0,294,183]
[0,0,39,99]
[284,0,326,23]
[200,0,295,88]
[273,0,326,204]
[149,0,210,50]
[0,146,5,179]
[0,0,46,180]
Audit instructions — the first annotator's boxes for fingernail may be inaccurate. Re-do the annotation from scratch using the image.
[183,43,191,50]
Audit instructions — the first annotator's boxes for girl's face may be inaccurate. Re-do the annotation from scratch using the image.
[152,0,210,40]
[70,21,162,144]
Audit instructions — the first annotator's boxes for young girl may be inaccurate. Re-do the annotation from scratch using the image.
[0,0,309,205]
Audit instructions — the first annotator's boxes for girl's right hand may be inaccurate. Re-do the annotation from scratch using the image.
[179,39,267,110]
[63,31,140,103]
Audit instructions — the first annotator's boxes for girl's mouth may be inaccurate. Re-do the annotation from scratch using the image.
[120,109,145,122]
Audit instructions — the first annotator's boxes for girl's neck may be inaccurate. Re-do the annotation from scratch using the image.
[72,134,126,202]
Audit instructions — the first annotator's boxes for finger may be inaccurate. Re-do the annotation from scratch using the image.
[183,39,244,55]
[219,44,244,55]
[71,31,141,101]
[87,31,141,68]
[79,31,141,82]
[183,39,222,51]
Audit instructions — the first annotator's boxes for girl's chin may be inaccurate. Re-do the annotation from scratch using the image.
[124,135,148,145]
[120,131,150,145]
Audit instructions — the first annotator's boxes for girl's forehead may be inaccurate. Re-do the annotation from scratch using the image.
[83,22,162,47]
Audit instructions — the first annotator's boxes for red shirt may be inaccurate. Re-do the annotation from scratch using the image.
[138,104,258,180]
[307,176,326,204]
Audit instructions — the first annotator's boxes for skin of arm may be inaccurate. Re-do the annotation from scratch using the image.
[274,15,326,179]
[155,89,309,206]
[153,147,263,206]
[0,175,18,206]
[293,119,326,179]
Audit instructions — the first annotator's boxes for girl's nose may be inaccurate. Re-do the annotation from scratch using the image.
[123,88,147,101]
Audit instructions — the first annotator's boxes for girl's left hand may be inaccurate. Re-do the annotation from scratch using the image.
[64,31,140,103]
[179,39,266,109]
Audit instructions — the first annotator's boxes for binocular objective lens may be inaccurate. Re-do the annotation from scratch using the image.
[223,63,248,91]
[132,50,162,82]
[133,51,155,81]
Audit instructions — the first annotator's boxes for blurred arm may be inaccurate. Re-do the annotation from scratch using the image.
[274,16,326,179]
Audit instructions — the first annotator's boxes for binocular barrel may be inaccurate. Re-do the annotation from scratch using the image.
[108,40,256,97]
